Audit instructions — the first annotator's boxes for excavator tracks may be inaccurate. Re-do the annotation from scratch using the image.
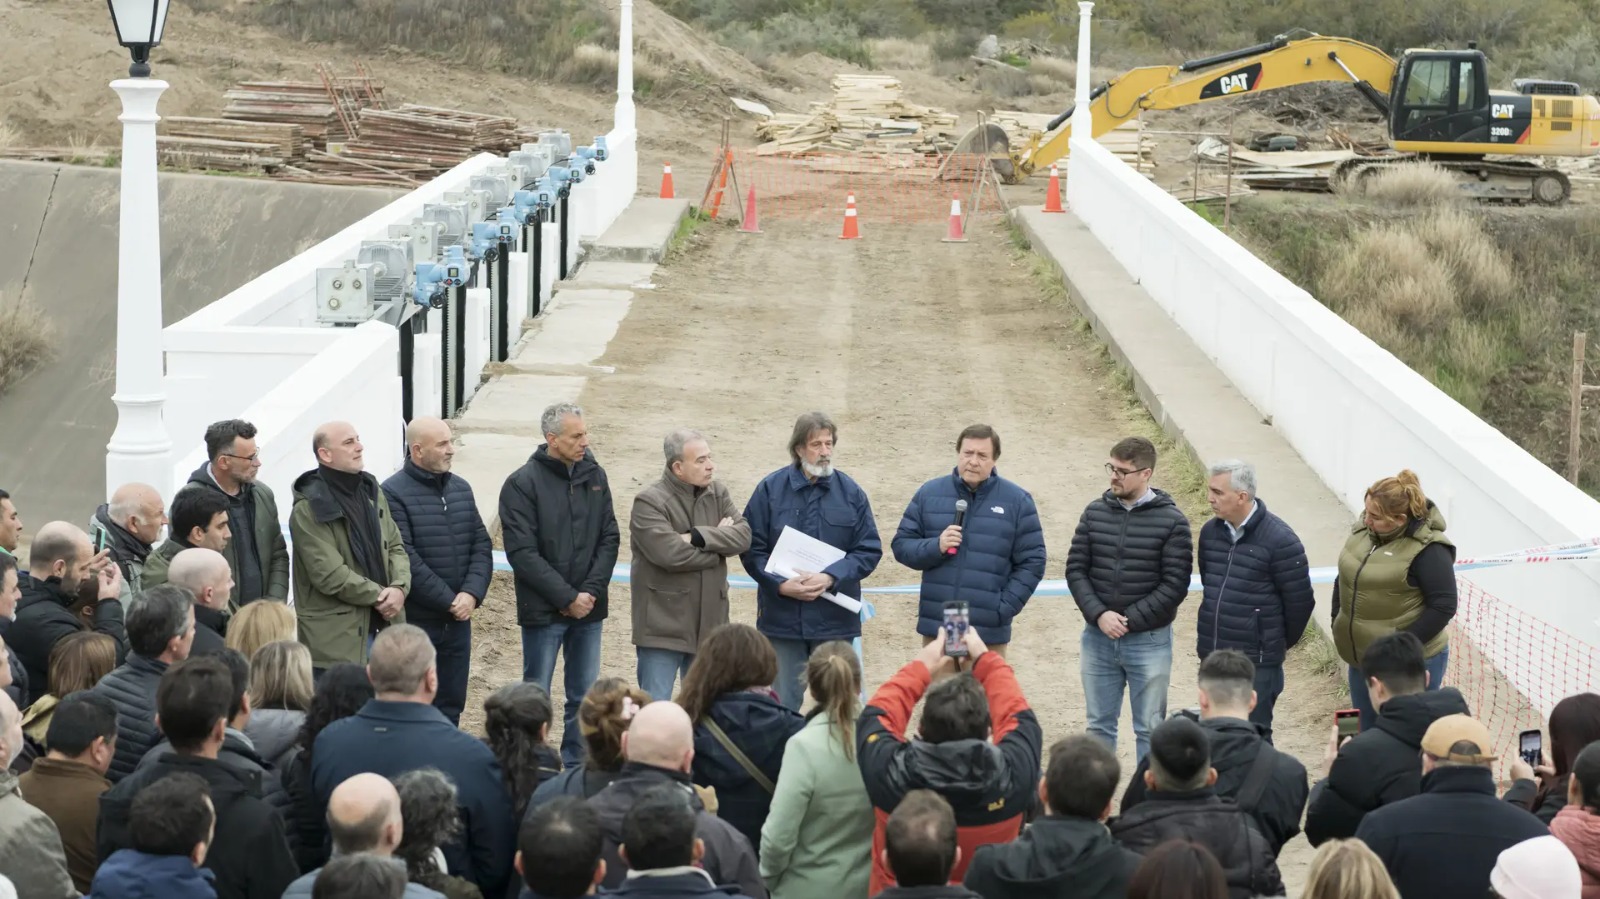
[1332,156,1571,206]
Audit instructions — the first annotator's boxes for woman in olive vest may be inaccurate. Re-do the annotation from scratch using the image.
[1333,469,1456,729]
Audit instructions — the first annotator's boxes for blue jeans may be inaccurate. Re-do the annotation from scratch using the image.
[1250,663,1285,745]
[1349,646,1449,731]
[769,637,828,710]
[522,619,604,767]
[415,618,472,726]
[636,647,693,702]
[1082,625,1173,764]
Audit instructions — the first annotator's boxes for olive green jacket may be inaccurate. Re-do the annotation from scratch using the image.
[289,468,411,667]
[1334,503,1454,666]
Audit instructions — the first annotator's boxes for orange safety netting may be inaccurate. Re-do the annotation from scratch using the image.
[706,150,1001,223]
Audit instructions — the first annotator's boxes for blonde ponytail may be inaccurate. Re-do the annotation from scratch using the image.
[806,641,862,761]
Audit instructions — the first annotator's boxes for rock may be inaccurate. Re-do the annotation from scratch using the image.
[975,34,999,60]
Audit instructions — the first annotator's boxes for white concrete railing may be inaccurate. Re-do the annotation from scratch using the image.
[1068,138,1600,704]
[163,130,637,511]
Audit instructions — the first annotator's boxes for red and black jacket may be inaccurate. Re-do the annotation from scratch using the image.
[857,652,1042,895]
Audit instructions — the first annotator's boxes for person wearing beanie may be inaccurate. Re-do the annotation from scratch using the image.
[1490,835,1581,899]
[1355,714,1549,899]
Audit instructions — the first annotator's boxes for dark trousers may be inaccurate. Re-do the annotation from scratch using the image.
[1250,663,1285,744]
[416,618,473,726]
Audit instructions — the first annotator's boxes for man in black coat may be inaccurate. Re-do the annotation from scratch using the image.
[1356,713,1549,899]
[499,402,619,767]
[964,735,1139,899]
[166,549,234,657]
[604,785,756,899]
[1304,631,1470,845]
[382,416,493,726]
[1195,461,1314,741]
[1109,717,1283,899]
[11,522,127,705]
[587,701,764,898]
[97,655,297,899]
[1120,651,1308,853]
[92,585,196,783]
[1066,436,1193,763]
[190,418,291,606]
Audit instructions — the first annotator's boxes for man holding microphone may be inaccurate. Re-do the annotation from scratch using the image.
[892,424,1046,658]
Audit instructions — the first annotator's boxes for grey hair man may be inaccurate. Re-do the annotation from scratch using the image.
[282,773,443,898]
[9,521,127,705]
[499,402,619,766]
[166,548,236,657]
[94,584,196,781]
[741,412,883,710]
[89,482,167,606]
[628,429,751,700]
[1194,459,1314,742]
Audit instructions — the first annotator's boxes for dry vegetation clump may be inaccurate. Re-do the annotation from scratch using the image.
[0,301,56,396]
[1347,162,1462,208]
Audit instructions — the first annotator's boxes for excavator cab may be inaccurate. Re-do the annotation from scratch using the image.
[1389,49,1493,145]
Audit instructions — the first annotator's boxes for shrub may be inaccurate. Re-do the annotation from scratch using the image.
[1353,162,1462,208]
[0,301,56,396]
[870,37,934,69]
[755,11,874,66]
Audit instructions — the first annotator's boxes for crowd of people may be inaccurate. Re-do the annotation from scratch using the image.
[0,406,1592,898]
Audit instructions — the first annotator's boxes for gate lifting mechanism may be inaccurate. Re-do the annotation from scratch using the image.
[312,130,610,422]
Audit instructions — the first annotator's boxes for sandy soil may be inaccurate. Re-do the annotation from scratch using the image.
[460,214,1343,891]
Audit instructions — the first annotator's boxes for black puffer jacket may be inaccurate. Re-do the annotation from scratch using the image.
[11,574,127,705]
[963,815,1141,899]
[1194,500,1315,665]
[92,653,169,783]
[1110,788,1283,899]
[1304,687,1470,845]
[1065,490,1193,633]
[136,728,298,855]
[498,447,620,627]
[1120,717,1308,853]
[381,458,494,625]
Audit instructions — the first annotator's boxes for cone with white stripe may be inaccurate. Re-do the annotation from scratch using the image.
[1043,163,1064,213]
[659,162,674,199]
[942,196,967,243]
[840,193,860,240]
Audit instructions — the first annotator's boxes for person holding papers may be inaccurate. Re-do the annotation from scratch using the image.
[742,412,883,711]
[892,424,1046,658]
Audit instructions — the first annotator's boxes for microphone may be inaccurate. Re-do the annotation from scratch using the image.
[947,499,968,556]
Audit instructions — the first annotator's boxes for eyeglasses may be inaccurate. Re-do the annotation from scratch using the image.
[221,452,260,463]
[1105,463,1150,478]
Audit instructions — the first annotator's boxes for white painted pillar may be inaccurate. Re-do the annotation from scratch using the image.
[105,77,173,500]
[615,0,636,134]
[1072,2,1095,145]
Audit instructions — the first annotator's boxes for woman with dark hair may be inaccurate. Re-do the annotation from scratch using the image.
[279,663,374,872]
[483,682,561,818]
[677,623,805,856]
[394,768,482,899]
[1508,693,1600,823]
[1550,740,1600,894]
[528,677,650,811]
[1127,841,1230,899]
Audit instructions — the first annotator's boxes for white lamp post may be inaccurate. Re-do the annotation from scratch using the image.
[615,0,636,134]
[1072,2,1095,144]
[103,0,174,499]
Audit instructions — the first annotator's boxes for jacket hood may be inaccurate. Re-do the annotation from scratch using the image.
[1552,807,1600,881]
[91,504,154,562]
[293,466,379,522]
[1202,717,1270,769]
[894,737,1008,801]
[1373,688,1470,748]
[245,708,306,767]
[1098,487,1177,512]
[976,815,1128,890]
[188,461,254,500]
[94,850,216,899]
[1352,499,1449,544]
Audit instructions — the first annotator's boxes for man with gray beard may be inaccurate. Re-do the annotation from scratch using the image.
[741,412,882,710]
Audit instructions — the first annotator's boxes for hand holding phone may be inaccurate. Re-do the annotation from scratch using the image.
[1520,729,1543,767]
[943,601,969,658]
[1335,708,1360,742]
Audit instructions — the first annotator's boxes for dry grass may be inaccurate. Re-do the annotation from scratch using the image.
[0,301,56,396]
[868,37,932,69]
[1026,55,1077,83]
[1351,162,1463,207]
[0,123,20,150]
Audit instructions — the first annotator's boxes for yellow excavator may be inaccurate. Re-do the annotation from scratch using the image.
[970,31,1600,205]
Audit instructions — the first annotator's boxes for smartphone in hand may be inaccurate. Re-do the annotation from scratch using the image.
[1520,729,1543,767]
[943,601,969,658]
[1335,708,1361,741]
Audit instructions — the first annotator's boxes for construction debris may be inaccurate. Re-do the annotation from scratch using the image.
[753,75,960,156]
[221,70,386,147]
[156,117,306,172]
[990,111,1155,172]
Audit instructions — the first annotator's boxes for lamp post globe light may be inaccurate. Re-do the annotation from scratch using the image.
[103,0,175,500]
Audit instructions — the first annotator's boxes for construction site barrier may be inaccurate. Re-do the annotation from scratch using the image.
[713,150,1002,223]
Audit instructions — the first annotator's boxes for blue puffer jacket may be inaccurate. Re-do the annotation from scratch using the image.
[93,654,169,783]
[1195,499,1315,666]
[691,690,805,855]
[892,469,1047,645]
[741,465,882,641]
[381,458,494,625]
[91,850,216,899]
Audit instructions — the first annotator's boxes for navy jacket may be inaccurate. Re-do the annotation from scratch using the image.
[91,851,216,899]
[741,465,882,641]
[892,469,1046,644]
[1194,499,1314,666]
[1065,490,1193,633]
[382,458,495,625]
[310,699,518,898]
[691,690,805,855]
[499,447,620,628]
[93,654,169,783]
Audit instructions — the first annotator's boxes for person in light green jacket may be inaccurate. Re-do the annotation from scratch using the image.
[760,641,873,899]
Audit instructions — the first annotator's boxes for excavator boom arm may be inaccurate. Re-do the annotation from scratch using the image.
[1015,35,1397,178]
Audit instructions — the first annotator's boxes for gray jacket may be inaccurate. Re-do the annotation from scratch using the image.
[243,708,304,770]
[628,470,750,655]
[282,865,443,899]
[0,771,77,899]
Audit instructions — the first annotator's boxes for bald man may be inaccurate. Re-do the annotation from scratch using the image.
[90,483,167,608]
[10,522,126,704]
[380,417,492,725]
[167,549,235,657]
[282,773,442,898]
[290,421,411,670]
[587,702,765,897]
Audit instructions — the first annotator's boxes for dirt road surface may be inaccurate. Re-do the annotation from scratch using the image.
[463,215,1343,891]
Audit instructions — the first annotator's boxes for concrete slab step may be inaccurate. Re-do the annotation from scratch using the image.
[453,374,586,435]
[580,198,691,264]
[563,260,659,291]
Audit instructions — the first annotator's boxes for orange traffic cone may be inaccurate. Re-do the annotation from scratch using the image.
[1043,163,1064,213]
[840,193,860,240]
[739,185,762,233]
[942,196,967,243]
[660,162,674,199]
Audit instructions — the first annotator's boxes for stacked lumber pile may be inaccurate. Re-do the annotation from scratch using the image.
[157,117,306,172]
[221,78,386,146]
[1194,136,1358,193]
[754,75,960,156]
[991,110,1154,171]
[279,105,520,187]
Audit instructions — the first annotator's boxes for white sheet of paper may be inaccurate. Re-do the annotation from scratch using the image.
[765,525,863,613]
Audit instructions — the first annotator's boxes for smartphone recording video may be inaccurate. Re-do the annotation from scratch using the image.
[943,601,969,658]
[1520,729,1543,766]
[1335,708,1360,741]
